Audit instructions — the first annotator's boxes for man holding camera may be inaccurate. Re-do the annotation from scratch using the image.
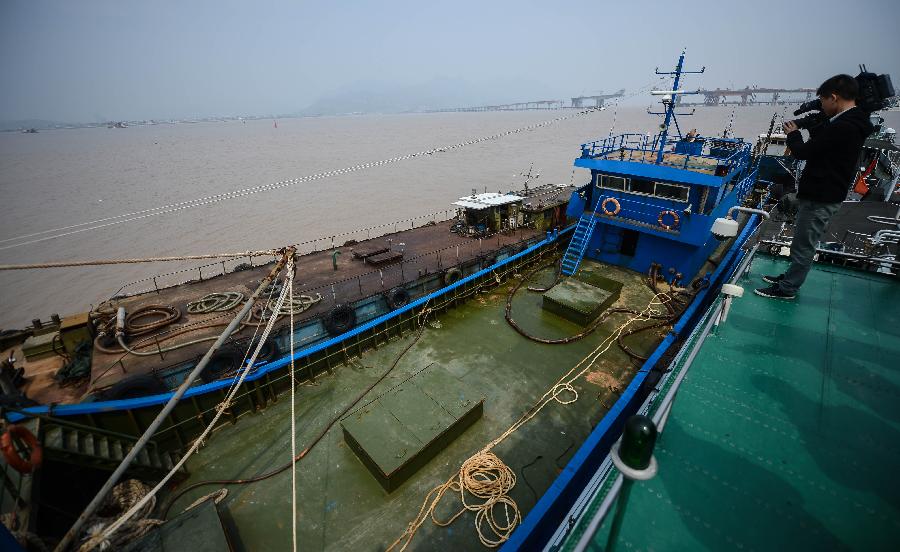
[755,75,874,299]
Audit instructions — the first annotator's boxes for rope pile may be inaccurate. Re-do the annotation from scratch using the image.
[400,451,520,549]
[253,293,322,321]
[77,479,162,552]
[123,305,181,336]
[186,292,245,314]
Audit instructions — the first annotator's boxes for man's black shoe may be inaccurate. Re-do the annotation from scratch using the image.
[754,285,795,300]
[762,274,784,284]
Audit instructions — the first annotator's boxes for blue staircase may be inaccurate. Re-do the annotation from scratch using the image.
[561,210,600,276]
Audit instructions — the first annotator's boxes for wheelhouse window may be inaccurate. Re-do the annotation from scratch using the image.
[628,178,655,195]
[597,175,626,190]
[654,182,690,201]
[597,174,690,203]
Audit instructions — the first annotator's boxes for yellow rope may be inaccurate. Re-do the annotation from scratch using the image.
[387,294,668,551]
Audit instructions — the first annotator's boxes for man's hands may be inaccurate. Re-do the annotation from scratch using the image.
[783,120,799,134]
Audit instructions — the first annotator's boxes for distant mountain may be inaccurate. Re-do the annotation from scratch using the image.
[298,77,560,116]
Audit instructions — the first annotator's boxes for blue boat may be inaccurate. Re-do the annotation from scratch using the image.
[2,53,791,551]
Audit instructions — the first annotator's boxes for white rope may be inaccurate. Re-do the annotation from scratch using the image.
[181,488,228,514]
[0,107,607,252]
[93,260,293,544]
[0,250,279,271]
[289,257,298,552]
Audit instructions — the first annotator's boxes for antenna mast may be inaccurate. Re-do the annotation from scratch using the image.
[650,51,704,164]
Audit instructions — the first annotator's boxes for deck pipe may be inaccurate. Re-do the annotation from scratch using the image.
[332,249,341,270]
[54,248,295,552]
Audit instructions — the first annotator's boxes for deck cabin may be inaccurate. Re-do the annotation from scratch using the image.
[563,132,754,281]
[452,192,524,236]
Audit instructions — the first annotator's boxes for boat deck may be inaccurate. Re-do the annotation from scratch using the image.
[161,261,669,551]
[17,220,544,401]
[562,256,900,551]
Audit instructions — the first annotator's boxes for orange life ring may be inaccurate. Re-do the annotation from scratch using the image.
[1,425,43,474]
[601,197,621,216]
[658,210,680,230]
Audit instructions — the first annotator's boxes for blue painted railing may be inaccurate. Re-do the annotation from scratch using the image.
[580,133,751,174]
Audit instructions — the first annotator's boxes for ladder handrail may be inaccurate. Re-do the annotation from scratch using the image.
[562,201,605,274]
[4,406,161,447]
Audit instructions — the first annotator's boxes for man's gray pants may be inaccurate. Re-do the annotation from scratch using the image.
[778,198,842,294]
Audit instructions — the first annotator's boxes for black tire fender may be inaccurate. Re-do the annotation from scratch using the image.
[323,304,357,336]
[443,267,463,286]
[199,350,242,383]
[103,374,168,400]
[385,287,411,310]
[248,337,278,363]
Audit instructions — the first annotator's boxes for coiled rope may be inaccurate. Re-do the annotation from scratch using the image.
[253,293,322,321]
[186,292,245,314]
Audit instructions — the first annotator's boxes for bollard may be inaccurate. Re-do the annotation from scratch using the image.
[606,415,658,552]
[332,250,342,271]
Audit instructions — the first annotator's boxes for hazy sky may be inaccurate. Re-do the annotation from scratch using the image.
[2,0,898,122]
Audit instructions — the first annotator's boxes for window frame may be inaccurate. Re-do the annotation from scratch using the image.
[596,175,690,203]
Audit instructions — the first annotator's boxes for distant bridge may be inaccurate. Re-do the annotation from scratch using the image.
[679,87,817,106]
[426,90,626,113]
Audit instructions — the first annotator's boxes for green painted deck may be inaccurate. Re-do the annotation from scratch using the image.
[567,256,900,551]
[163,261,666,551]
[341,368,484,492]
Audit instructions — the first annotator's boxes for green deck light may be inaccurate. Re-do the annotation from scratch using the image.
[607,415,659,552]
[618,415,658,471]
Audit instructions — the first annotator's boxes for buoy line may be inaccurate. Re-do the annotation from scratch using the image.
[0,107,607,252]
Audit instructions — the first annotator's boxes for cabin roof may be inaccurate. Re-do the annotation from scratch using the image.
[574,157,730,187]
[452,192,523,210]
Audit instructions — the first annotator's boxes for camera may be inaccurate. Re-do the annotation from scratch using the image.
[792,98,829,131]
[855,65,895,113]
[787,66,895,131]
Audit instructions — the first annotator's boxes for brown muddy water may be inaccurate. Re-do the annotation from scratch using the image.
[2,107,896,328]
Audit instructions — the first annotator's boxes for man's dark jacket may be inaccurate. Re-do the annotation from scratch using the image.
[786,106,874,203]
